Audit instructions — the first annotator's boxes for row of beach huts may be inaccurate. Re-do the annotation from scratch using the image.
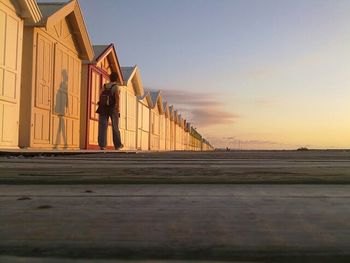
[0,0,214,151]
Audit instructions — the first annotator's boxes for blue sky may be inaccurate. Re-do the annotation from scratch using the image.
[75,0,350,149]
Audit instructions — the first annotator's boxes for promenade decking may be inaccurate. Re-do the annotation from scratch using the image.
[1,151,350,262]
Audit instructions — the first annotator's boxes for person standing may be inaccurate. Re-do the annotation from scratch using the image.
[96,72,123,150]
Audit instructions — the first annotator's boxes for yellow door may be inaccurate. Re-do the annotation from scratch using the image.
[52,43,81,148]
[33,33,53,146]
[137,102,142,149]
[0,3,23,148]
[88,70,100,146]
[126,92,136,149]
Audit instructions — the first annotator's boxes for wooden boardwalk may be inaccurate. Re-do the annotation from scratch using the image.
[1,150,350,184]
[1,151,350,262]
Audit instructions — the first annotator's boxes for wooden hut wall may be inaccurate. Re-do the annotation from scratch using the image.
[149,103,161,150]
[175,122,182,150]
[0,0,24,148]
[165,115,171,150]
[119,81,137,150]
[137,98,150,150]
[159,113,166,150]
[20,16,86,148]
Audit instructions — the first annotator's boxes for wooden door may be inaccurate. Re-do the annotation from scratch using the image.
[159,115,165,150]
[126,92,136,149]
[88,69,100,147]
[32,33,53,146]
[137,102,142,149]
[141,104,149,150]
[52,43,81,148]
[119,87,127,146]
[0,3,23,148]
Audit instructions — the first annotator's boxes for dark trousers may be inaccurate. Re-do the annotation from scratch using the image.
[98,111,122,149]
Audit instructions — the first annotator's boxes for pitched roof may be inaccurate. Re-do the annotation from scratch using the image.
[37,0,94,61]
[14,0,42,24]
[91,44,124,84]
[163,102,170,117]
[150,91,160,106]
[92,45,109,62]
[137,91,152,106]
[37,1,68,24]
[121,67,136,82]
[121,66,144,96]
[150,91,164,114]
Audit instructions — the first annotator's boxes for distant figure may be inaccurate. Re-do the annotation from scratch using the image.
[54,70,68,148]
[96,72,123,150]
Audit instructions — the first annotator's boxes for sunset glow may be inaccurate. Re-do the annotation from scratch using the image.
[77,0,350,149]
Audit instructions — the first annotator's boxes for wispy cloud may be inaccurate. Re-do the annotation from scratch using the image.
[222,137,283,146]
[190,108,239,127]
[208,136,302,149]
[161,90,220,107]
[160,89,238,127]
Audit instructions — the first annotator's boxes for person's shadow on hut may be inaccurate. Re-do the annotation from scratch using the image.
[54,70,69,148]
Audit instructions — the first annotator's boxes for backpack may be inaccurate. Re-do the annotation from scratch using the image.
[99,83,116,107]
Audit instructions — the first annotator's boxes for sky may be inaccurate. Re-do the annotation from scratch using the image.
[52,0,350,149]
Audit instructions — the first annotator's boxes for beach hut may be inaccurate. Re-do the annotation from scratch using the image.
[174,111,183,150]
[178,114,183,150]
[0,0,41,149]
[190,126,202,151]
[169,106,175,150]
[81,44,124,149]
[184,121,190,150]
[187,123,192,151]
[202,138,212,151]
[137,91,152,150]
[159,101,166,151]
[180,116,185,150]
[173,110,179,150]
[149,91,163,151]
[120,66,144,150]
[19,0,94,149]
[162,102,171,150]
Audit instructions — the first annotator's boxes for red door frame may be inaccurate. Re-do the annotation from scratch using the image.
[85,65,114,150]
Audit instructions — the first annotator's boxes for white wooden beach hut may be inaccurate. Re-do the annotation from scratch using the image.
[174,111,182,150]
[161,101,171,151]
[159,101,166,151]
[19,0,94,149]
[137,91,152,150]
[149,90,163,151]
[169,105,175,150]
[120,66,144,150]
[81,44,124,149]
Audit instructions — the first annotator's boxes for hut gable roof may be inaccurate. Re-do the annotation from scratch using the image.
[174,110,180,124]
[178,115,184,127]
[3,0,42,24]
[137,91,152,107]
[150,91,164,114]
[37,0,94,61]
[163,102,170,117]
[186,122,191,132]
[91,44,124,84]
[13,0,43,24]
[169,106,175,121]
[121,66,144,96]
[121,67,135,82]
[92,45,109,61]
